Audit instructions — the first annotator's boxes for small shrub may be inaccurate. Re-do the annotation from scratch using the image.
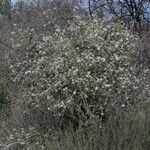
[0,69,10,109]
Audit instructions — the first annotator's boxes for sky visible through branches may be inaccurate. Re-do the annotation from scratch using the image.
[12,0,16,4]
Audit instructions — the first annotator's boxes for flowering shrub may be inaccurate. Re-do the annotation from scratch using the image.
[9,17,141,128]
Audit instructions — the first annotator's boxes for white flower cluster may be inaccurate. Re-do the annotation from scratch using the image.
[9,17,149,121]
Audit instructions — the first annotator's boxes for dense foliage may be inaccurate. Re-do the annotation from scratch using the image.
[0,0,149,149]
[9,18,142,129]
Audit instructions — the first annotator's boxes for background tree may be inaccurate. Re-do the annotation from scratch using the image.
[0,0,12,19]
[90,0,150,32]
